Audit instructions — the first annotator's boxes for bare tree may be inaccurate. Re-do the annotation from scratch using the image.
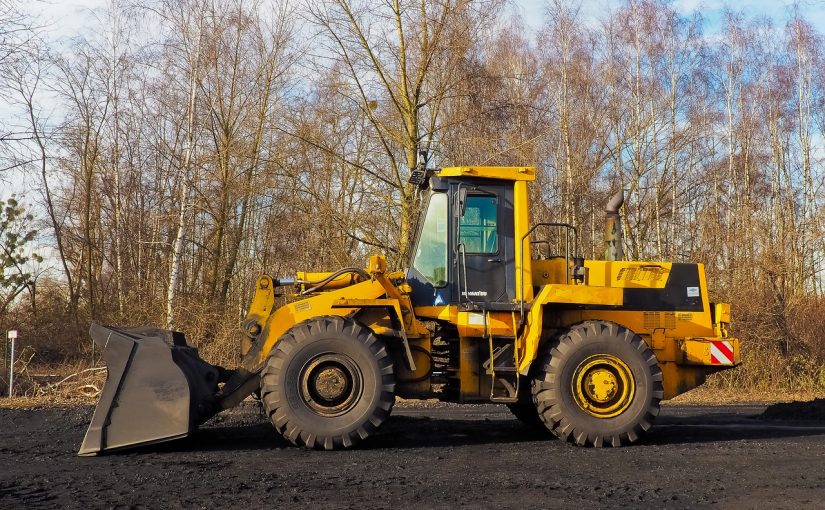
[306,0,502,264]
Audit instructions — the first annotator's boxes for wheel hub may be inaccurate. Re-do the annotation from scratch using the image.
[572,354,635,418]
[583,368,618,403]
[300,353,362,417]
[314,366,348,401]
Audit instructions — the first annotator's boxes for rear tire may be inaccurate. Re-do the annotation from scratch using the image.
[531,320,663,447]
[260,316,395,450]
[507,377,547,432]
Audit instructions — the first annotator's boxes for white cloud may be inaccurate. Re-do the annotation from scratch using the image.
[26,0,110,45]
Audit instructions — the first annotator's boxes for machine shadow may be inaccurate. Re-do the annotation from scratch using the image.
[373,415,825,449]
[642,420,825,446]
[122,415,548,454]
[123,412,825,454]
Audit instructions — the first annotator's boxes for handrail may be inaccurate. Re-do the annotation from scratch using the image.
[518,222,578,324]
[454,183,467,306]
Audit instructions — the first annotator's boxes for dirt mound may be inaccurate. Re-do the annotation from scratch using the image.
[760,399,825,420]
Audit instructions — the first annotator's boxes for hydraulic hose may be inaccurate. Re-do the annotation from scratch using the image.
[298,267,371,295]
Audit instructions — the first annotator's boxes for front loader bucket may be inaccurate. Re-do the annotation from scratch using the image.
[78,324,224,456]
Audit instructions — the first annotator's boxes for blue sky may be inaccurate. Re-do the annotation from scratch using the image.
[511,0,825,32]
[37,0,825,42]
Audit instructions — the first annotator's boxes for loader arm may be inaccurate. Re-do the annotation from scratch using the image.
[239,256,422,372]
[79,255,425,455]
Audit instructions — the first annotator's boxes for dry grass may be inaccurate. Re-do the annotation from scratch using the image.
[3,291,824,410]
[2,365,822,410]
[0,361,105,409]
[0,395,94,409]
[670,386,825,405]
[700,344,825,396]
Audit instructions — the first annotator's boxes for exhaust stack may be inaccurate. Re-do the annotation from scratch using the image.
[604,190,624,261]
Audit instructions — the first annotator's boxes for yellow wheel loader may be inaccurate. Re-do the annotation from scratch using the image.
[79,166,739,454]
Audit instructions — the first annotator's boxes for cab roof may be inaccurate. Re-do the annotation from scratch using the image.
[436,166,536,182]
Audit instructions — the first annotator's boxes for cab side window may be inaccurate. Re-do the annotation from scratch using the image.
[459,195,498,254]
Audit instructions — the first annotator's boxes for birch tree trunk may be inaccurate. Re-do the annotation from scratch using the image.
[166,9,203,329]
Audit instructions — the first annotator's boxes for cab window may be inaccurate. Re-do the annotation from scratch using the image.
[459,195,498,254]
[412,193,448,286]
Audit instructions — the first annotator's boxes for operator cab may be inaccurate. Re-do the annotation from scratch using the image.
[405,167,529,310]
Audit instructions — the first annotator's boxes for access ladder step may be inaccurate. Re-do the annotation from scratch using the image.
[482,340,518,373]
[486,366,517,374]
[490,379,519,402]
[489,373,519,402]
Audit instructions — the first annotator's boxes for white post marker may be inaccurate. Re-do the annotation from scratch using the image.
[7,330,17,397]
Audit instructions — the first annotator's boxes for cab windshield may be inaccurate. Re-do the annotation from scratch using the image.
[411,192,448,286]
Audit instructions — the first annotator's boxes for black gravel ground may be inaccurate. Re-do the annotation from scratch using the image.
[1,401,824,509]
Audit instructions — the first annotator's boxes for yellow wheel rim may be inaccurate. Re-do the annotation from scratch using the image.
[572,354,635,418]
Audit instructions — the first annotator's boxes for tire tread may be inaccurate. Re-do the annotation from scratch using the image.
[531,320,663,447]
[260,316,395,450]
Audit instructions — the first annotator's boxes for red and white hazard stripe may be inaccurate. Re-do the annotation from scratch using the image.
[710,340,735,365]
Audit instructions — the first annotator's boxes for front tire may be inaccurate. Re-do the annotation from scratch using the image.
[531,320,663,447]
[260,316,395,450]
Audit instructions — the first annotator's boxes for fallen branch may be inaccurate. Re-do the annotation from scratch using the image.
[35,367,108,400]
[48,367,107,389]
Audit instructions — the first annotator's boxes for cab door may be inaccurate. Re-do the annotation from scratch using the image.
[451,182,516,306]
